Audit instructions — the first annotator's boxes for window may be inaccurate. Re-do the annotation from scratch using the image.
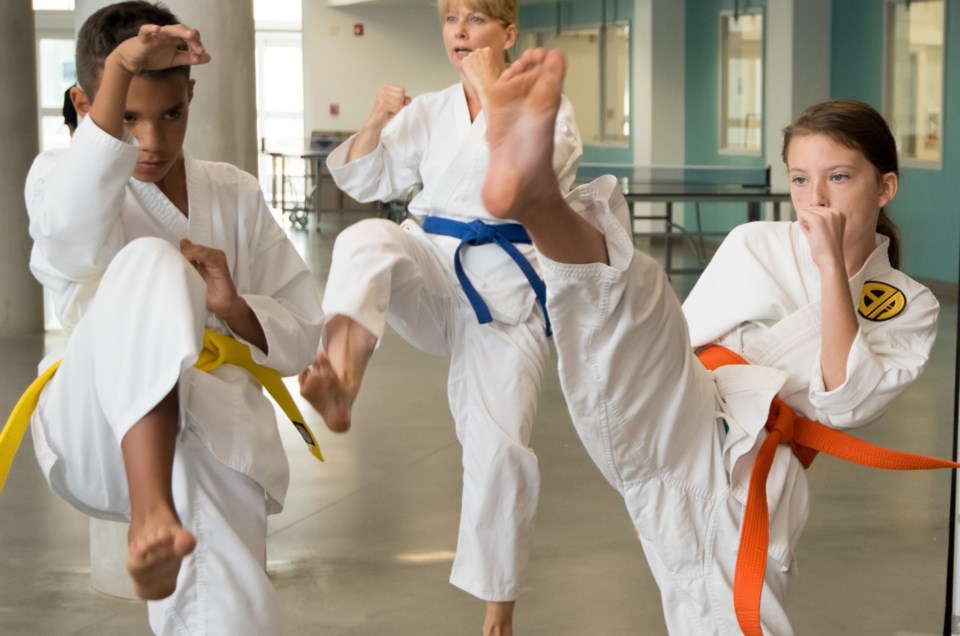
[34,8,75,152]
[518,22,630,146]
[254,0,304,200]
[254,0,300,24]
[32,0,74,9]
[885,0,944,166]
[719,10,763,155]
[37,36,76,151]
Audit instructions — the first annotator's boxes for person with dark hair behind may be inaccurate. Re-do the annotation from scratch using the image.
[62,86,78,135]
[16,2,324,633]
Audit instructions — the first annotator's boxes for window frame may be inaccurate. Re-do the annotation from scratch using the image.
[717,7,765,158]
[884,0,945,170]
[517,19,632,149]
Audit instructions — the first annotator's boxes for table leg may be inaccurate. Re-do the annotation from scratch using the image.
[270,155,278,208]
[665,201,674,276]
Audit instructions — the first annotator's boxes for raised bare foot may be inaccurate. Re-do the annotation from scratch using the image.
[481,48,567,222]
[127,510,196,600]
[298,349,356,433]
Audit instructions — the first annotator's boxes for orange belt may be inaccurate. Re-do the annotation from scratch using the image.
[697,345,959,636]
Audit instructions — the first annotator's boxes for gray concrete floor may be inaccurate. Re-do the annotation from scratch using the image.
[1,212,957,635]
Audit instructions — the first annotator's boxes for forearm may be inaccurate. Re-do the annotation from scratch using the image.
[220,297,268,354]
[88,54,135,140]
[345,122,386,162]
[819,265,859,390]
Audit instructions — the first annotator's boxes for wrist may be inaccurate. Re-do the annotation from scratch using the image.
[217,295,250,322]
[105,49,139,78]
[364,112,391,132]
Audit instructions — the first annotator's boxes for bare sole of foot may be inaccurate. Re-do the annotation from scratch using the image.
[481,48,567,222]
[299,350,355,433]
[127,522,196,600]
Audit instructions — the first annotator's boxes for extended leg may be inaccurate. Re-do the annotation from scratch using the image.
[447,316,547,636]
[481,48,607,266]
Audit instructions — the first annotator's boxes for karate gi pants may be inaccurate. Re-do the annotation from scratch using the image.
[540,200,794,634]
[324,218,547,602]
[31,238,281,635]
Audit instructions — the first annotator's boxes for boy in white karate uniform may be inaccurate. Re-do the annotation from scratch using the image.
[24,3,323,633]
[475,48,939,634]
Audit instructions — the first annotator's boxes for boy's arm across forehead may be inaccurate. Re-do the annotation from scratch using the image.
[83,24,209,141]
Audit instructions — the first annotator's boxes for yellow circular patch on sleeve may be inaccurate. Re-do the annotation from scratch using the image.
[858,281,907,321]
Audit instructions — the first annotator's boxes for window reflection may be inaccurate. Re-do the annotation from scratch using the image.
[886,0,944,166]
[720,11,763,155]
[518,23,631,146]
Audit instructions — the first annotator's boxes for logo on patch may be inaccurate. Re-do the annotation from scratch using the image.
[858,281,906,321]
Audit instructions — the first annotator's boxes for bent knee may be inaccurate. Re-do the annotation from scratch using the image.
[111,237,190,277]
[101,237,205,312]
[332,218,407,256]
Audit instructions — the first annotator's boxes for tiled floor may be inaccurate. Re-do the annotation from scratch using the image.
[1,213,957,635]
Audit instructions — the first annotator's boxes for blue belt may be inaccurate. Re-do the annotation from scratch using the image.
[422,216,551,337]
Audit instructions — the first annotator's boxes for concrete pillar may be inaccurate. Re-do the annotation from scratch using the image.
[633,0,685,167]
[0,0,42,337]
[73,0,260,598]
[75,0,259,174]
[631,0,685,232]
[765,0,832,192]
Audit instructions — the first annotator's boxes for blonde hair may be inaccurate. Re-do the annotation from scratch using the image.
[437,0,517,29]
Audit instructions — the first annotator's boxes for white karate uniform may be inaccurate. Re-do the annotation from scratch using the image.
[540,176,938,634]
[25,116,324,635]
[324,82,582,601]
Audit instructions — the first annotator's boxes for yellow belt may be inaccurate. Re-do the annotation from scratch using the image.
[0,329,322,494]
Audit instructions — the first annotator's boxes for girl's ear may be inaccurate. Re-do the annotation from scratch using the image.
[878,171,898,209]
[503,23,517,50]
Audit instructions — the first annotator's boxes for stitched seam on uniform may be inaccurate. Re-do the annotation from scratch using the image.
[627,474,717,581]
[621,470,717,506]
[165,605,188,634]
[589,274,625,490]
[192,491,206,635]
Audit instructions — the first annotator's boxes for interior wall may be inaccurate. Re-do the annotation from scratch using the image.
[684,0,832,235]
[635,0,685,166]
[302,2,457,136]
[832,0,959,283]
[520,0,635,163]
[685,0,769,169]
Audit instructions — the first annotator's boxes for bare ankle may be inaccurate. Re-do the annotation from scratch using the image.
[482,601,514,636]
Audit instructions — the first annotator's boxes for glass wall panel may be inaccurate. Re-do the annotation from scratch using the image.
[886,0,944,165]
[719,11,763,155]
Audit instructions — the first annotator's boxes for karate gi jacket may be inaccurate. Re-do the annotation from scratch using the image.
[327,82,583,325]
[682,221,939,567]
[25,117,324,511]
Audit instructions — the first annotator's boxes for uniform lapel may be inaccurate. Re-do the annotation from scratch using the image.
[430,83,488,215]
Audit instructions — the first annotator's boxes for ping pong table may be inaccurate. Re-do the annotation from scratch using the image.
[576,164,792,275]
[264,143,339,230]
